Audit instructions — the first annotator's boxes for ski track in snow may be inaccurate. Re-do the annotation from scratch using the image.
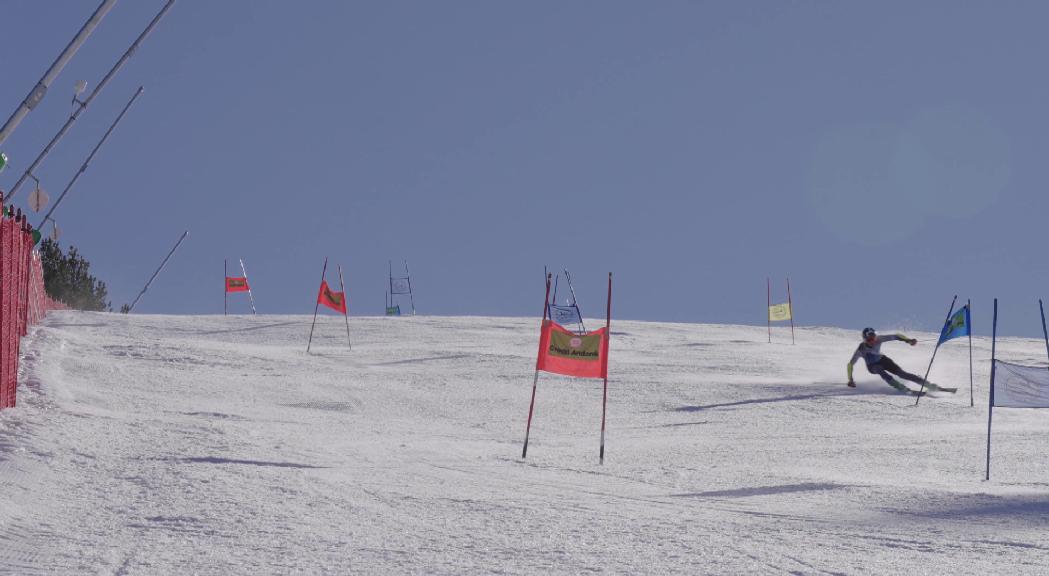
[1,312,1048,574]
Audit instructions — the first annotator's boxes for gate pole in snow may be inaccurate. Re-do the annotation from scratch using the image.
[1040,300,1049,365]
[306,257,328,353]
[969,299,974,407]
[565,268,587,333]
[600,272,612,465]
[522,273,552,459]
[787,277,795,345]
[224,259,227,316]
[240,259,256,315]
[986,298,998,481]
[128,230,188,312]
[405,260,416,316]
[338,264,351,349]
[916,295,957,405]
[544,266,550,318]
[767,278,771,344]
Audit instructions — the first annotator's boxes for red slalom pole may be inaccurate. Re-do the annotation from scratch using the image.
[522,273,552,459]
[600,272,612,465]
[306,258,328,353]
[338,264,351,350]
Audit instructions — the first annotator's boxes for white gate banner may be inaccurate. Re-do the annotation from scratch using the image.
[993,360,1049,408]
[551,305,582,325]
[390,278,411,295]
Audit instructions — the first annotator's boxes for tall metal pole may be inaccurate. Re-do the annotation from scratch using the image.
[338,264,351,349]
[786,277,795,345]
[564,268,586,333]
[127,230,188,312]
[35,86,143,229]
[766,277,771,344]
[986,298,997,481]
[5,0,177,203]
[543,265,550,319]
[1040,299,1049,365]
[968,299,974,407]
[522,273,552,459]
[306,258,328,353]
[599,272,612,465]
[0,0,118,147]
[916,294,957,404]
[405,260,416,315]
[240,259,256,315]
[224,258,227,316]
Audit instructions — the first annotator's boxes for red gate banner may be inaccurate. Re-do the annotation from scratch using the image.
[536,320,609,379]
[225,277,250,293]
[317,280,347,314]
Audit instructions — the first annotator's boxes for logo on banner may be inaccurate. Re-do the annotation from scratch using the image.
[391,278,411,295]
[324,288,343,308]
[768,302,792,322]
[548,329,601,361]
[226,277,250,293]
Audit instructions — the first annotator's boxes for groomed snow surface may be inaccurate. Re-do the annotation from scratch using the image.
[2,312,1049,574]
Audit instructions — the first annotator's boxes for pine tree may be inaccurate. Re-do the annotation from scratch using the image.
[39,239,110,311]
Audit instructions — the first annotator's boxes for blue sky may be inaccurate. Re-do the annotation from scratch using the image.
[2,1,1048,336]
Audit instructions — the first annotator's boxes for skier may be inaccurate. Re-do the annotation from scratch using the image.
[847,327,950,394]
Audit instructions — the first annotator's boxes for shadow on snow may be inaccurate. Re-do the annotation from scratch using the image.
[163,456,329,469]
[671,482,847,499]
[675,384,923,412]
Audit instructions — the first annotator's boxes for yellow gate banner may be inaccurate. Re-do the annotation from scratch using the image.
[768,302,792,322]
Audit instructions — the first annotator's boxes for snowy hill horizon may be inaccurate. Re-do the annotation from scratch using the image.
[3,311,1048,573]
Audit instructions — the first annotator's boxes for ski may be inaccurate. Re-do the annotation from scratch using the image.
[887,379,924,396]
[922,382,957,394]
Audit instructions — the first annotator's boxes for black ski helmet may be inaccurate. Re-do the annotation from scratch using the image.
[862,327,876,340]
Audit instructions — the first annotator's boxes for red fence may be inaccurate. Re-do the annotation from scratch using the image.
[1,211,66,409]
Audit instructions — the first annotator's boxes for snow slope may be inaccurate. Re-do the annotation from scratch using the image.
[2,312,1049,574]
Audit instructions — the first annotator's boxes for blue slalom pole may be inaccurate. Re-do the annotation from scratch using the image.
[969,299,974,407]
[916,295,957,405]
[986,298,998,481]
[564,268,587,333]
[544,266,551,319]
[1040,299,1049,365]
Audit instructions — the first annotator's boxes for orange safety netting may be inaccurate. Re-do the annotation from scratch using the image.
[0,211,66,409]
